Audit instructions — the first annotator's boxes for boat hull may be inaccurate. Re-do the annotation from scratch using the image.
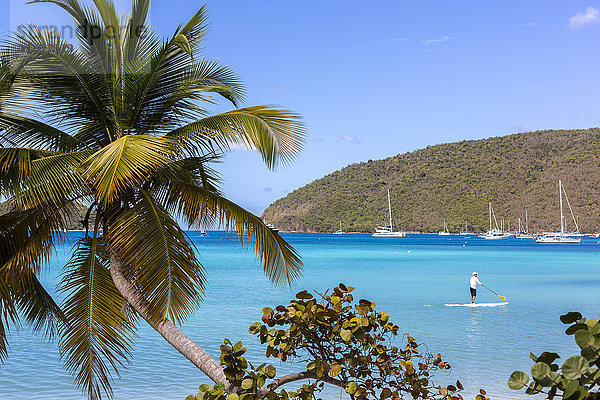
[536,236,581,243]
[372,232,406,237]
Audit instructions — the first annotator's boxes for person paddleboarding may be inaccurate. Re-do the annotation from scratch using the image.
[470,272,484,303]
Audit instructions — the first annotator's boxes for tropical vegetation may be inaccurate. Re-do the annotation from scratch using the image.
[0,1,304,399]
[186,284,481,400]
[508,312,600,399]
[262,128,600,233]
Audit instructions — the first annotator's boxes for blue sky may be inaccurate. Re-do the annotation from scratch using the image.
[4,1,600,215]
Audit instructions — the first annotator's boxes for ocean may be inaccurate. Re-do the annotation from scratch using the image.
[1,232,599,399]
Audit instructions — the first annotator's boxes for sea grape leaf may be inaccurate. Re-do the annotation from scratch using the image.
[566,324,588,335]
[532,362,551,381]
[537,352,561,364]
[561,356,589,380]
[561,312,583,324]
[508,371,529,390]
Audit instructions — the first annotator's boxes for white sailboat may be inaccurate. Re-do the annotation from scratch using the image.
[334,221,343,235]
[460,222,475,236]
[372,189,406,237]
[514,210,534,239]
[536,181,581,244]
[438,219,451,235]
[479,202,511,240]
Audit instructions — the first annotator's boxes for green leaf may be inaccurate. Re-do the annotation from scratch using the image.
[295,290,312,300]
[532,362,551,380]
[345,382,358,395]
[561,312,583,324]
[174,33,192,55]
[561,356,589,380]
[566,324,588,335]
[589,321,600,335]
[227,394,239,400]
[340,329,352,342]
[330,363,342,377]
[249,322,262,334]
[563,379,579,399]
[537,352,560,364]
[574,330,596,350]
[233,341,243,352]
[241,379,253,390]
[265,365,276,379]
[508,371,529,390]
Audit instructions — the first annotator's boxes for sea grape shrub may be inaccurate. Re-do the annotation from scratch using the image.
[187,284,469,400]
[508,312,600,399]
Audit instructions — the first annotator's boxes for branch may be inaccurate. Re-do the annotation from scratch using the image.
[260,370,346,396]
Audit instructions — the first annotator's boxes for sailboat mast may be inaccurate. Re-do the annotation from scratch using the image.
[489,202,492,231]
[387,189,393,231]
[559,180,564,234]
[525,209,529,233]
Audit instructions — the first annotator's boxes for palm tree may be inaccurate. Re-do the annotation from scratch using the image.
[0,1,305,399]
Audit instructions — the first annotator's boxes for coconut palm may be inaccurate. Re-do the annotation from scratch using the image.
[0,1,305,399]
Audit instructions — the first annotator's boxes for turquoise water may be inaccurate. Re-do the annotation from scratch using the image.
[2,233,600,399]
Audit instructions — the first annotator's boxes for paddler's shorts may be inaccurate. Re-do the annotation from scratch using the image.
[470,287,476,296]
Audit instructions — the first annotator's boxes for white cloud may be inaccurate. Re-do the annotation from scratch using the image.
[569,7,600,29]
[420,35,451,45]
[335,134,362,145]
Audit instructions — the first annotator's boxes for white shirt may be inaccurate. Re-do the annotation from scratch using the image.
[470,276,482,289]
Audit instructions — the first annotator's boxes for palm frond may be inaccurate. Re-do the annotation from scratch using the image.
[0,200,73,273]
[162,181,302,286]
[0,296,15,364]
[59,234,137,400]
[1,149,93,207]
[126,58,244,135]
[78,135,172,206]
[1,24,116,142]
[29,0,111,75]
[177,5,210,52]
[108,189,206,324]
[13,267,64,338]
[0,113,82,151]
[168,106,306,169]
[123,0,151,62]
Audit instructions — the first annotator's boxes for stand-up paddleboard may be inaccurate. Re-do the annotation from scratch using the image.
[444,302,508,307]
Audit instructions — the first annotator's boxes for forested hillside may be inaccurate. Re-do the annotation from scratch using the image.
[262,128,600,233]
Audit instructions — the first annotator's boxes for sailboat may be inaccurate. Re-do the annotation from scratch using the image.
[372,190,406,237]
[334,221,343,235]
[479,202,511,239]
[514,210,534,239]
[438,219,451,235]
[536,181,581,243]
[460,222,475,236]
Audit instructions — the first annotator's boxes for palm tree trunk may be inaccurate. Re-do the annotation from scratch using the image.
[109,253,228,386]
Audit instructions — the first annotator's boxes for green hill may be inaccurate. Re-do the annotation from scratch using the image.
[261,128,600,233]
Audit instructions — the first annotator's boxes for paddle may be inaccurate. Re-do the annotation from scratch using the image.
[481,284,507,301]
